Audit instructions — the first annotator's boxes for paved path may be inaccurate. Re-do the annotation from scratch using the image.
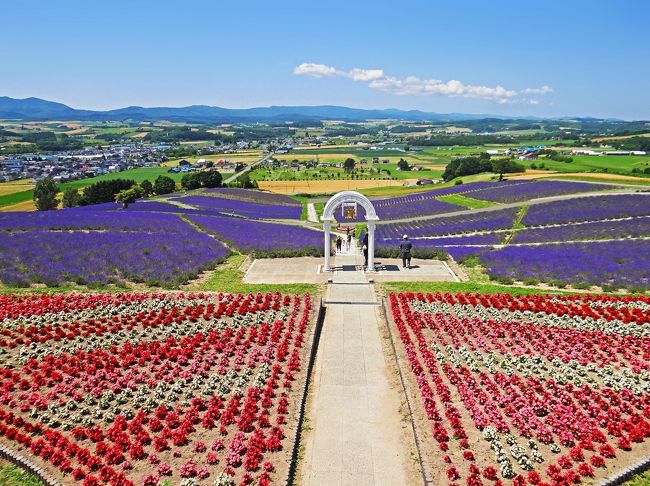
[300,241,414,485]
[222,153,272,185]
[307,203,318,222]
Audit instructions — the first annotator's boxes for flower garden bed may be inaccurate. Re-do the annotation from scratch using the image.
[387,291,650,485]
[0,291,315,485]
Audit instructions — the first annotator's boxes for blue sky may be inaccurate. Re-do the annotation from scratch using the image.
[1,0,648,119]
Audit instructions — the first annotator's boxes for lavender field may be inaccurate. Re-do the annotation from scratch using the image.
[479,240,650,290]
[462,179,611,203]
[376,207,519,239]
[0,229,228,287]
[523,193,650,225]
[172,194,302,219]
[187,214,323,256]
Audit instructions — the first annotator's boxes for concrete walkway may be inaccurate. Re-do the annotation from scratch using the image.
[300,241,414,485]
[307,203,319,222]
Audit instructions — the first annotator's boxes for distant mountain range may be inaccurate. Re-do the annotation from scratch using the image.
[0,96,533,123]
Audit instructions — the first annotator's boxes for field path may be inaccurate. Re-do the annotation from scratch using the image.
[299,240,415,485]
[306,203,318,222]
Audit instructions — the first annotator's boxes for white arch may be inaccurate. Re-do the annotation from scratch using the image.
[321,191,380,272]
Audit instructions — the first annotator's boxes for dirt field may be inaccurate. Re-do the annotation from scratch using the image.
[258,179,418,194]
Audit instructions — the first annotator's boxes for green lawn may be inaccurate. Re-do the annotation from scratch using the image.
[0,189,33,208]
[0,461,44,486]
[626,471,650,485]
[60,167,184,191]
[437,194,499,209]
[518,154,650,176]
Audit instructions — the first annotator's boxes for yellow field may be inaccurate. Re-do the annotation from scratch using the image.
[0,199,36,212]
[258,179,419,194]
[506,170,560,180]
[0,179,33,196]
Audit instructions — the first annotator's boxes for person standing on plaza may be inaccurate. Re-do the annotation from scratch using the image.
[336,236,342,253]
[362,231,369,268]
[399,234,412,269]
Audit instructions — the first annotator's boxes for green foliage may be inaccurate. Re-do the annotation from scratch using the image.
[343,158,356,173]
[396,158,411,171]
[0,462,44,486]
[374,247,448,260]
[492,158,526,176]
[236,171,258,189]
[33,177,59,211]
[181,171,223,190]
[116,185,145,208]
[140,179,153,196]
[79,179,137,206]
[61,187,81,208]
[153,175,177,195]
[250,246,323,258]
[442,154,492,181]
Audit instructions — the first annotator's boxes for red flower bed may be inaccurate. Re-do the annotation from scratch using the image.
[389,291,650,485]
[0,291,313,485]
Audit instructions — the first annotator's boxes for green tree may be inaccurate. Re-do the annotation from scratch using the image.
[61,187,81,208]
[238,172,258,189]
[343,158,356,173]
[153,175,176,195]
[198,170,222,188]
[140,179,153,196]
[116,185,145,209]
[33,177,59,211]
[181,173,202,190]
[492,159,525,179]
[79,179,136,206]
[397,158,411,171]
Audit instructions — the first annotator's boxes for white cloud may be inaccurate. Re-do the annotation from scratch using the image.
[293,63,341,78]
[348,68,384,81]
[294,62,552,104]
[520,86,553,95]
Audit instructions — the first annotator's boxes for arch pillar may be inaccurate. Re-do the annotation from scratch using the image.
[323,219,333,272]
[367,220,376,271]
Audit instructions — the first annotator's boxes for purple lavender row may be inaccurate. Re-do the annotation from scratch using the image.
[377,207,519,239]
[0,230,229,287]
[203,187,300,206]
[0,207,191,232]
[466,180,611,203]
[377,232,500,246]
[186,214,322,251]
[513,216,650,243]
[523,194,650,225]
[173,195,302,220]
[479,240,650,289]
